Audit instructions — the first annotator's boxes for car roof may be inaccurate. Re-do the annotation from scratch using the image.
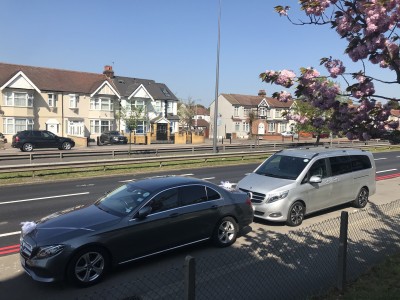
[128,176,210,192]
[276,147,370,159]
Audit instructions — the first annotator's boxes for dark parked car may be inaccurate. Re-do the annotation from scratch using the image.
[20,176,253,287]
[381,130,400,144]
[99,131,128,145]
[11,130,75,152]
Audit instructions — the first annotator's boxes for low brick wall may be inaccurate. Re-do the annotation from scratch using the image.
[68,135,88,147]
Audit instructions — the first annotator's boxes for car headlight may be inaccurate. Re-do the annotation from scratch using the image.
[267,190,289,203]
[36,245,65,259]
[112,136,119,140]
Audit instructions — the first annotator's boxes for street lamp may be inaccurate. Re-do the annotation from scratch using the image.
[213,0,221,153]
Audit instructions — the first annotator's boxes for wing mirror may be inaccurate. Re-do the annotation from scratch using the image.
[136,206,152,219]
[309,175,322,183]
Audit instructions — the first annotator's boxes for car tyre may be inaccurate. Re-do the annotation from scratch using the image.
[353,187,369,208]
[22,143,33,152]
[67,247,110,287]
[286,201,305,227]
[61,141,72,150]
[212,216,238,247]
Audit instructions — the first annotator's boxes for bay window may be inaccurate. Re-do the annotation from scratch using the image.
[2,118,34,134]
[90,120,112,134]
[4,91,33,107]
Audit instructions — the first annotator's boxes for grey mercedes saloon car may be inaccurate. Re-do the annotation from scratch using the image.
[20,176,253,287]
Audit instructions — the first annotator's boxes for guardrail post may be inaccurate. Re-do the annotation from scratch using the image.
[184,256,196,300]
[112,150,115,158]
[59,153,63,161]
[30,153,33,164]
[337,211,349,294]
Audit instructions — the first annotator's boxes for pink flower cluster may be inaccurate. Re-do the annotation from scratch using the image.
[277,90,293,102]
[324,59,345,78]
[351,76,375,99]
[275,70,296,88]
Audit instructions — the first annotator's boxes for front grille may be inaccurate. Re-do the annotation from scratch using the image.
[239,188,266,204]
[20,239,33,257]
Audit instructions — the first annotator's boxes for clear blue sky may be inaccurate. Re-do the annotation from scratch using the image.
[1,0,397,107]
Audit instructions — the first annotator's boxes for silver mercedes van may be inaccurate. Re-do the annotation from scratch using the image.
[237,148,376,226]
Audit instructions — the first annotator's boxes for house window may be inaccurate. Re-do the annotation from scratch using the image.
[234,106,239,117]
[276,109,282,118]
[167,101,174,114]
[4,91,33,107]
[90,120,112,134]
[243,122,250,132]
[134,121,147,134]
[267,109,271,118]
[235,122,240,132]
[67,121,84,136]
[244,108,250,117]
[2,118,33,134]
[154,100,162,113]
[130,99,145,112]
[280,123,286,133]
[69,94,78,108]
[268,122,276,133]
[259,107,266,117]
[90,97,113,111]
[48,94,56,107]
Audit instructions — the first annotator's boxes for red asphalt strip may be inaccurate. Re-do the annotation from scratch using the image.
[0,174,399,256]
[0,244,20,255]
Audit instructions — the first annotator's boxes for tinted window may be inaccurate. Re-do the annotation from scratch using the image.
[150,188,179,213]
[206,187,221,200]
[179,185,208,206]
[329,156,352,176]
[32,131,42,137]
[351,155,372,171]
[307,159,328,180]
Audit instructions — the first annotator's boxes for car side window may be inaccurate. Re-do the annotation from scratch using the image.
[149,188,179,214]
[179,185,208,206]
[32,131,42,138]
[350,155,372,171]
[329,156,352,175]
[309,159,328,178]
[206,187,221,200]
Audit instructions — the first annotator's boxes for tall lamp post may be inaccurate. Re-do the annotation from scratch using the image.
[213,0,221,153]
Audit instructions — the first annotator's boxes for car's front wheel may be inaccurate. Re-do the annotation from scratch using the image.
[67,247,110,287]
[61,141,72,150]
[22,143,33,152]
[212,217,238,247]
[286,201,305,227]
[353,187,369,208]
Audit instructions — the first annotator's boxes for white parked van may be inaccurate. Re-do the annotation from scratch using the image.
[237,148,376,226]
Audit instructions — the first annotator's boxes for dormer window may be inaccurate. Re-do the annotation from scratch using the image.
[69,94,78,109]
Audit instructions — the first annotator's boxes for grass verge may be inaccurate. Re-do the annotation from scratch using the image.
[319,252,400,299]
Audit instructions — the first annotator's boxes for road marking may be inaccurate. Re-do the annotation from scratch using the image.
[0,244,20,255]
[119,179,136,183]
[376,169,397,173]
[180,174,194,176]
[202,177,215,180]
[0,192,89,205]
[374,158,387,161]
[0,231,21,238]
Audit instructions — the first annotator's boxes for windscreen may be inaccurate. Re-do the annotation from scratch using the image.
[95,183,151,216]
[255,154,311,180]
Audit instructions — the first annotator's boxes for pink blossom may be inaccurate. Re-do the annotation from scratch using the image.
[275,70,296,88]
[277,91,292,102]
[324,59,345,78]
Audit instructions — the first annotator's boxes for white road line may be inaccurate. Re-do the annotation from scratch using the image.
[202,177,215,180]
[0,192,90,205]
[119,179,136,183]
[374,158,387,161]
[180,174,194,176]
[0,231,21,238]
[376,169,397,173]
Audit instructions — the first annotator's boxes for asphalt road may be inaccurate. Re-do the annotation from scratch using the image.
[0,152,399,299]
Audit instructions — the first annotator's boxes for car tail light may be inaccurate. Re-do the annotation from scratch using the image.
[15,136,20,142]
[245,197,252,206]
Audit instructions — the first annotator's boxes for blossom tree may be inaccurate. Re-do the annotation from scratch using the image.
[260,0,400,141]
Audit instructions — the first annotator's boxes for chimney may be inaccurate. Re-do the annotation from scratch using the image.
[103,65,114,78]
[258,89,266,97]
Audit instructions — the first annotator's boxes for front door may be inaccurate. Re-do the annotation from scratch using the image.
[156,124,168,140]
